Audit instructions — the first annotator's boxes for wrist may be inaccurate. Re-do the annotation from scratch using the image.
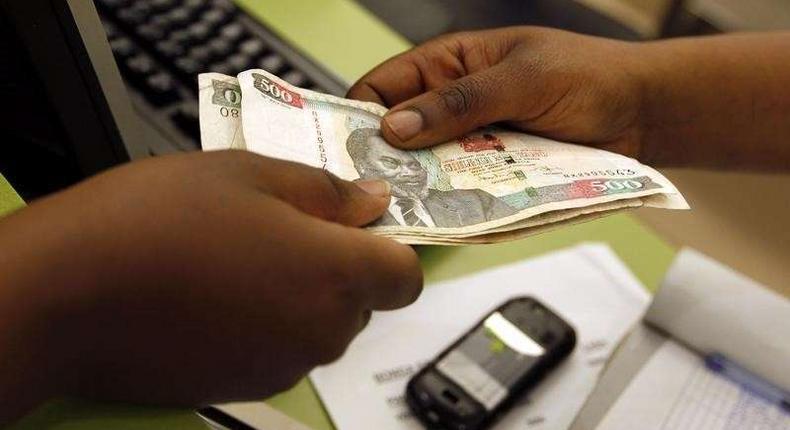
[627,39,688,167]
[622,41,662,165]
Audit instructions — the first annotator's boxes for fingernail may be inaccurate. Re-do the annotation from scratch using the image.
[384,109,423,142]
[355,179,391,197]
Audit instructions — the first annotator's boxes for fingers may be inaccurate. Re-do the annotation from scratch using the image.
[347,52,432,106]
[348,29,523,107]
[348,29,531,150]
[380,62,523,149]
[347,230,423,311]
[247,157,391,227]
[347,32,476,106]
[282,207,424,312]
[245,155,423,310]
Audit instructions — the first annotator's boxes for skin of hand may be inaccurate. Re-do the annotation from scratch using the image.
[0,150,422,424]
[349,27,790,171]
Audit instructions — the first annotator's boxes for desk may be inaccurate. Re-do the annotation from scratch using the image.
[5,2,676,429]
[0,175,24,216]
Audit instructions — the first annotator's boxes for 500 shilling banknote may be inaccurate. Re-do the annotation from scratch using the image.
[199,70,688,245]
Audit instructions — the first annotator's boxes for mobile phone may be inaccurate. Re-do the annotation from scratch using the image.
[406,297,576,430]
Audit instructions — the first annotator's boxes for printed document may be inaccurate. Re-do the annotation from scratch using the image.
[596,341,790,430]
[310,244,651,430]
[596,248,790,430]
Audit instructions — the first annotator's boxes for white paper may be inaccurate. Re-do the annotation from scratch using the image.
[645,248,790,391]
[310,244,651,430]
[596,341,790,430]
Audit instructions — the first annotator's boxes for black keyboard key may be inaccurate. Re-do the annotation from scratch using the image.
[168,8,193,26]
[133,2,155,14]
[171,104,200,140]
[239,39,266,58]
[188,46,214,64]
[219,22,245,42]
[155,39,186,58]
[226,53,251,73]
[117,6,149,26]
[174,57,202,76]
[150,0,177,11]
[124,55,158,88]
[170,29,193,44]
[258,53,285,73]
[184,0,210,12]
[127,55,157,75]
[144,73,181,106]
[138,23,166,43]
[208,38,233,58]
[97,0,132,10]
[282,70,308,87]
[188,22,213,42]
[109,37,138,59]
[208,62,234,75]
[208,0,236,12]
[102,20,120,40]
[201,9,232,28]
[149,14,173,30]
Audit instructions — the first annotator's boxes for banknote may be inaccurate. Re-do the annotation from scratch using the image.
[198,73,246,151]
[199,70,688,244]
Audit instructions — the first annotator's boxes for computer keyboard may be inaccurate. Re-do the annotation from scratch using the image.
[95,0,348,153]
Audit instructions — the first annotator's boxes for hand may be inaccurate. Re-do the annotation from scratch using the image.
[0,151,422,422]
[348,27,645,159]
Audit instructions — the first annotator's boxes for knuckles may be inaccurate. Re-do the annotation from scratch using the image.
[436,74,489,119]
[314,170,350,222]
[437,81,477,117]
[295,169,348,223]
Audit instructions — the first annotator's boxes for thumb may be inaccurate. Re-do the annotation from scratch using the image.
[332,177,392,227]
[380,63,521,149]
[255,158,391,227]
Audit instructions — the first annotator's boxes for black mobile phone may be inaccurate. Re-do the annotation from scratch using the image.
[406,297,576,430]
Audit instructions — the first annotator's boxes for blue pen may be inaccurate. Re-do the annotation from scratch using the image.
[704,353,790,414]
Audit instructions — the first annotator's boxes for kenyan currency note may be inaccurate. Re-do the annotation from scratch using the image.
[232,69,687,241]
[198,73,246,151]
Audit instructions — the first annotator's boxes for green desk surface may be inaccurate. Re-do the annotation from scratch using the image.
[5,2,676,429]
[0,175,24,216]
[233,0,411,84]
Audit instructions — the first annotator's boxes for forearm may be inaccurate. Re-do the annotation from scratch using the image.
[0,202,92,424]
[0,289,55,425]
[637,32,790,171]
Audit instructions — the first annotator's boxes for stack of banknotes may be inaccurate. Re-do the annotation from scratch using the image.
[198,69,689,245]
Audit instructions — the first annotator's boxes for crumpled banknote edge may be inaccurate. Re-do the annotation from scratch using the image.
[391,206,636,245]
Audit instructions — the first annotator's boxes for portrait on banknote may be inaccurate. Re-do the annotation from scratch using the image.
[346,128,517,228]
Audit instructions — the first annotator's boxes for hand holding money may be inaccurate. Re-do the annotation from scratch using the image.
[199,69,687,245]
[0,149,422,423]
[348,28,644,158]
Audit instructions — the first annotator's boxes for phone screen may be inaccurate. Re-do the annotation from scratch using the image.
[434,301,549,410]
